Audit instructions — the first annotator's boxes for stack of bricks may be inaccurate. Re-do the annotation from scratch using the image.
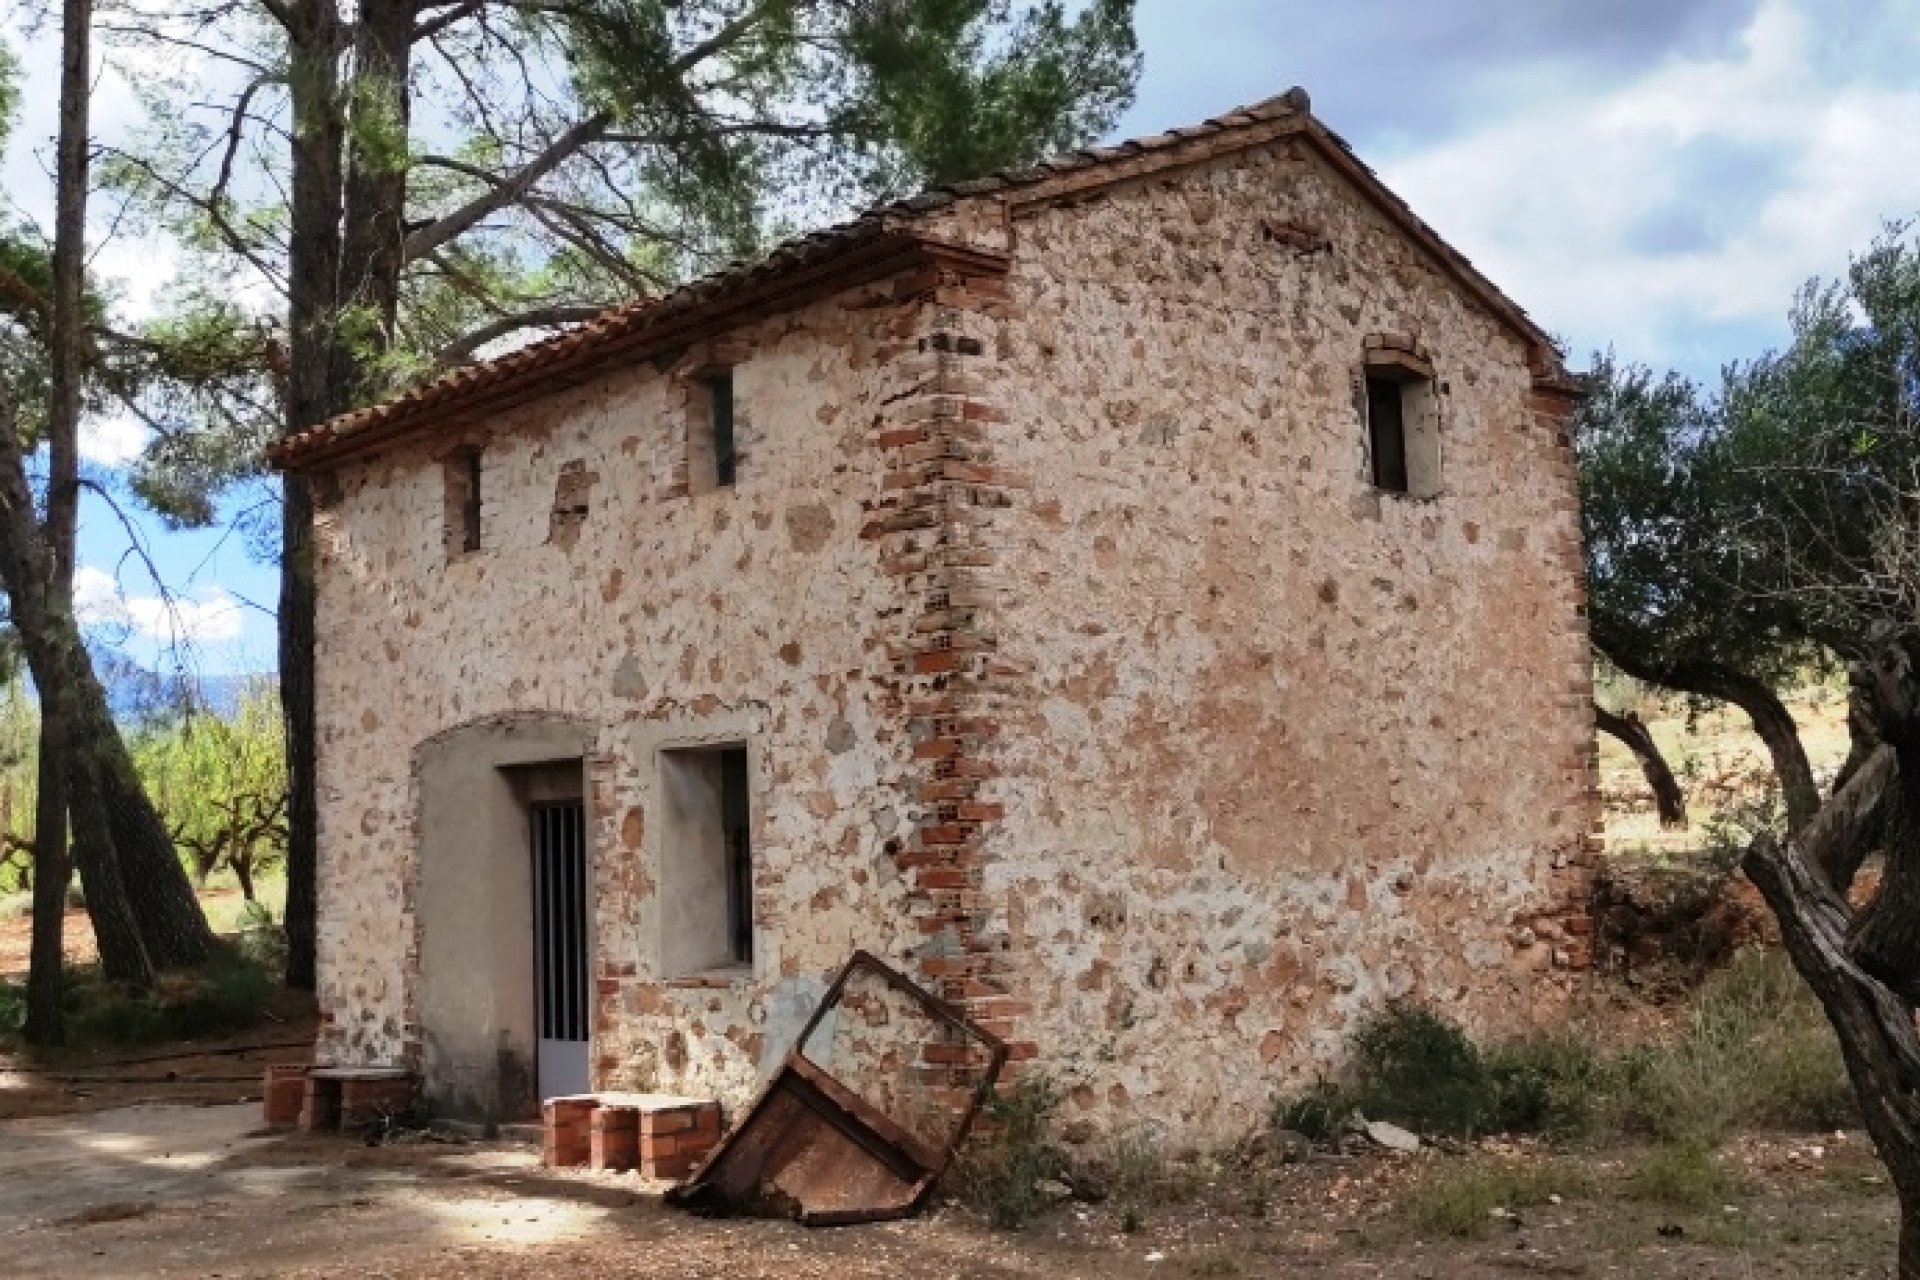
[262,1064,310,1128]
[292,1067,416,1132]
[543,1095,598,1167]
[544,1093,721,1179]
[634,1099,721,1179]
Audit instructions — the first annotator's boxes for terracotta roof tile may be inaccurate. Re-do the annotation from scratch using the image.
[270,84,1556,470]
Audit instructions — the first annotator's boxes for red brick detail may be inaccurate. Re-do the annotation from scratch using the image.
[868,296,1031,1083]
[543,1096,597,1167]
[1526,355,1600,971]
[262,1064,309,1128]
[296,1076,338,1133]
[590,1107,640,1172]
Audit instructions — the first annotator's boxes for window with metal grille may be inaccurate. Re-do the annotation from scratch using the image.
[719,746,752,964]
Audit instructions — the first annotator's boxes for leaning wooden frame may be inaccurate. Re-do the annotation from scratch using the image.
[665,949,1009,1225]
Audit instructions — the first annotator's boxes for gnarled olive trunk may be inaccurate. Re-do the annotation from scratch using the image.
[1743,629,1920,1277]
[1596,640,1821,834]
[1593,701,1688,829]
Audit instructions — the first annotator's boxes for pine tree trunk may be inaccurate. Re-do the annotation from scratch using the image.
[0,405,206,979]
[280,482,318,988]
[21,718,71,1043]
[74,659,215,967]
[277,0,346,993]
[67,732,152,990]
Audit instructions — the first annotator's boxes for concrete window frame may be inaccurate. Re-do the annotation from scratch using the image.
[1360,335,1444,500]
[630,709,767,984]
[678,344,748,497]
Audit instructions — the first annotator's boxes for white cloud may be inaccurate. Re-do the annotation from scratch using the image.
[1377,0,1920,370]
[74,565,245,646]
[81,412,150,467]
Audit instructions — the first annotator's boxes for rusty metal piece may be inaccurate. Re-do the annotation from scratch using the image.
[665,950,1007,1226]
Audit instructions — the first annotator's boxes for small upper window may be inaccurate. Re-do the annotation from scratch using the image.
[685,368,738,494]
[1362,344,1441,498]
[1366,374,1409,494]
[444,448,483,557]
[708,372,737,488]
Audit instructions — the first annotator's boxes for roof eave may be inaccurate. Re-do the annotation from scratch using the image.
[269,231,1010,473]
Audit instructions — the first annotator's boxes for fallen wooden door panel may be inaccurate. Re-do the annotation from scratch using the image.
[665,950,1007,1226]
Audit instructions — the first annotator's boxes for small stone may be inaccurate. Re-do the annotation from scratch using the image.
[1037,1178,1074,1206]
[1364,1120,1420,1153]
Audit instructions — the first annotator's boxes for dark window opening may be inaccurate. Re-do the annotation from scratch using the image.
[462,450,484,551]
[444,448,484,558]
[708,372,737,488]
[1366,375,1409,494]
[719,746,752,964]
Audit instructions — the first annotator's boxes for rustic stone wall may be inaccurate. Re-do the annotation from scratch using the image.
[940,137,1597,1140]
[309,129,1594,1142]
[309,277,944,1106]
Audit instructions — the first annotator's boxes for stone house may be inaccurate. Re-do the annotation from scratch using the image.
[269,86,1596,1142]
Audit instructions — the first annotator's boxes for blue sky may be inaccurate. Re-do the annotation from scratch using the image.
[9,0,1920,677]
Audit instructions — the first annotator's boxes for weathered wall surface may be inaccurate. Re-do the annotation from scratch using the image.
[309,278,943,1111]
[958,138,1596,1140]
[310,127,1594,1142]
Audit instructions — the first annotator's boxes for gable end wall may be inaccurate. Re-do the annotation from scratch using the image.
[960,136,1596,1138]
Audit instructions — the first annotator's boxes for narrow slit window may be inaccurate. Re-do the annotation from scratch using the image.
[444,447,484,558]
[1366,375,1409,494]
[462,450,484,550]
[708,371,737,488]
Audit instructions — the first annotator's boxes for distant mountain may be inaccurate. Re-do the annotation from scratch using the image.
[91,649,274,723]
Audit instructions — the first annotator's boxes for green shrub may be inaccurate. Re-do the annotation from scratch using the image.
[0,976,24,1033]
[1482,1033,1606,1138]
[1349,1006,1490,1137]
[1403,1159,1590,1238]
[950,1075,1064,1229]
[235,900,288,971]
[1272,1078,1352,1142]
[1606,949,1852,1143]
[1623,1140,1743,1209]
[1273,1010,1605,1141]
[66,951,277,1046]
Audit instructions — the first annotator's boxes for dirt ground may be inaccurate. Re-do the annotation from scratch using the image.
[0,1093,1897,1279]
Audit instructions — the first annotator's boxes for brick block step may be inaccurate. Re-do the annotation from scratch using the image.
[262,1064,310,1128]
[298,1067,415,1133]
[542,1092,722,1177]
